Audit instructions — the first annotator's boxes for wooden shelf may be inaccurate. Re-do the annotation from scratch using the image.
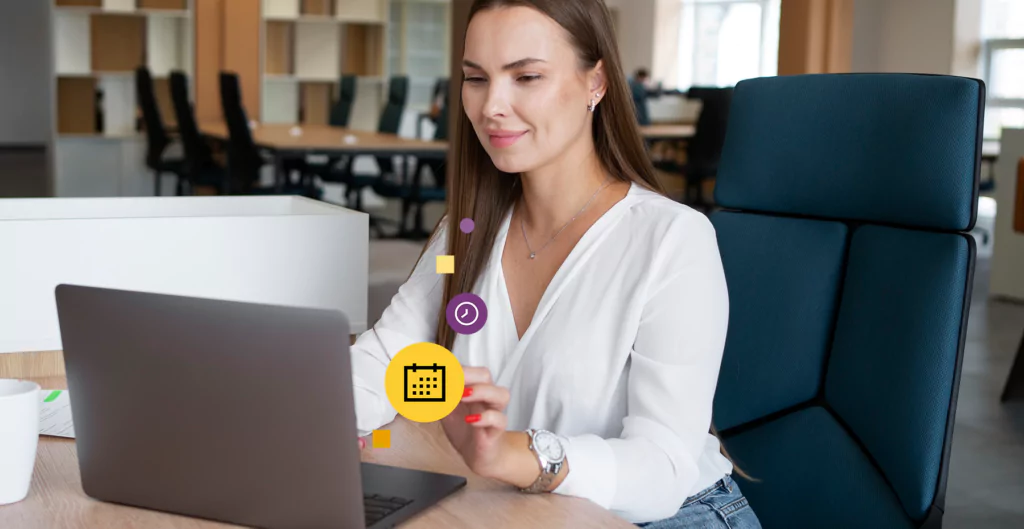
[55,0,102,7]
[265,21,294,76]
[57,77,98,135]
[138,0,187,9]
[341,23,383,77]
[91,13,146,72]
[299,82,334,125]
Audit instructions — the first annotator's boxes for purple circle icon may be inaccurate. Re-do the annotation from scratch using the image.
[446,293,487,335]
[459,218,475,234]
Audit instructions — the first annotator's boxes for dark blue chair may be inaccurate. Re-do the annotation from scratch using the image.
[710,74,983,529]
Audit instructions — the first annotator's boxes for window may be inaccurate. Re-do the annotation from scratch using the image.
[676,0,781,89]
[387,0,451,111]
[981,0,1024,138]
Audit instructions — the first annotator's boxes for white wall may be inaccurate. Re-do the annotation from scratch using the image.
[851,0,957,74]
[0,1,51,145]
[605,0,657,79]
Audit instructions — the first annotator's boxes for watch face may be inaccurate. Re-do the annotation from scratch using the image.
[534,430,564,460]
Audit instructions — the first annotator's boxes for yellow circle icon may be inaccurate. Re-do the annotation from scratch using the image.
[385,342,465,423]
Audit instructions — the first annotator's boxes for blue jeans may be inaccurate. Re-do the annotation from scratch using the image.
[637,475,762,529]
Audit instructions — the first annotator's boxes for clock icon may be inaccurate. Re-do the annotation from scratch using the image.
[445,293,488,334]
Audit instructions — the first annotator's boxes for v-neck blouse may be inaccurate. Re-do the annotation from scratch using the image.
[350,183,734,523]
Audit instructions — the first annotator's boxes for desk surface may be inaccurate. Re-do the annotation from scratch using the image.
[639,124,696,140]
[201,123,449,154]
[1,375,630,529]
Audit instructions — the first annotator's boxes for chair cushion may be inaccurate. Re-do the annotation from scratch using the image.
[825,226,971,520]
[715,74,982,231]
[727,407,915,529]
[711,212,847,430]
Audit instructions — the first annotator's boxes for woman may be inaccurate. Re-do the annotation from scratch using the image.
[351,0,761,527]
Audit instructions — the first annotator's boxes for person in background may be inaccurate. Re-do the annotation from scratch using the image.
[629,68,652,126]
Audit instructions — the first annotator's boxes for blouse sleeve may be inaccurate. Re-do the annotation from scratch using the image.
[350,227,448,436]
[552,212,730,522]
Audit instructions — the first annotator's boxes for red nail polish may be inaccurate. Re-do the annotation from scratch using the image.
[463,387,473,398]
[465,414,481,423]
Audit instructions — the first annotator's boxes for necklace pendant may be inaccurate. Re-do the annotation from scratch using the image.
[529,252,536,260]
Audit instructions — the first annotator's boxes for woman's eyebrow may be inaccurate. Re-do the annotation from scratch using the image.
[462,58,547,71]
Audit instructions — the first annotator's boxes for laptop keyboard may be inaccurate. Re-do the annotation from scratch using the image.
[363,493,413,527]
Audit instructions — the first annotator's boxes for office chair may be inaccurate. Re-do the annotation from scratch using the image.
[329,75,358,128]
[679,86,732,211]
[168,71,226,194]
[135,66,185,196]
[710,74,981,529]
[345,76,411,210]
[218,73,312,196]
[396,97,449,239]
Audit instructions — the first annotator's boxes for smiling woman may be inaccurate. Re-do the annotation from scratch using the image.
[347,1,760,527]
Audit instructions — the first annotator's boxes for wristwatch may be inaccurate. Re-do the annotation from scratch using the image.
[520,429,566,494]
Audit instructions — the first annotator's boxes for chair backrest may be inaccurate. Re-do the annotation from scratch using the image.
[710,74,981,529]
[135,66,170,169]
[218,72,261,185]
[685,86,732,172]
[378,76,409,134]
[329,75,357,128]
[168,71,210,176]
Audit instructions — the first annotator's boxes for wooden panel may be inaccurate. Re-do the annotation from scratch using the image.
[224,0,262,120]
[777,0,852,75]
[138,0,188,9]
[265,21,295,75]
[55,0,102,6]
[91,14,146,72]
[57,77,98,134]
[301,0,333,16]
[342,23,383,76]
[301,82,332,125]
[0,351,65,379]
[153,78,177,128]
[195,0,224,123]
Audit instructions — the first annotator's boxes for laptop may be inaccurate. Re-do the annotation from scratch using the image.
[54,284,466,529]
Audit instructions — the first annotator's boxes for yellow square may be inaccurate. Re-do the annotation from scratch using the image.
[372,429,391,449]
[436,255,455,274]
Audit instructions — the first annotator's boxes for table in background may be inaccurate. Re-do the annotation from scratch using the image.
[0,374,630,529]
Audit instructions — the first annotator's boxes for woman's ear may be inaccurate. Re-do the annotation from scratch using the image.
[590,60,607,102]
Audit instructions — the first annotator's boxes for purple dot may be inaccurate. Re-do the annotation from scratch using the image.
[459,218,475,234]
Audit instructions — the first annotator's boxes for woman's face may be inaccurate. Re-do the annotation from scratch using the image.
[462,7,602,174]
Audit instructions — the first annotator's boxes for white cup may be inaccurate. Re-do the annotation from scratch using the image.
[0,379,40,505]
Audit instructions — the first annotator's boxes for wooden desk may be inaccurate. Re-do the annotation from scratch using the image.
[0,375,630,529]
[201,123,448,158]
[639,124,696,141]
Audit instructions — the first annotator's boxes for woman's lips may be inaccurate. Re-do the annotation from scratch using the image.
[488,131,527,148]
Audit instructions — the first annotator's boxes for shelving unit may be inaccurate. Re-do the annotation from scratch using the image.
[260,0,388,129]
[51,0,194,197]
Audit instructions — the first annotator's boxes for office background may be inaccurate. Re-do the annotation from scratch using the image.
[0,1,1021,527]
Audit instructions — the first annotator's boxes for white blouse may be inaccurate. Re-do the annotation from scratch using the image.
[350,183,734,523]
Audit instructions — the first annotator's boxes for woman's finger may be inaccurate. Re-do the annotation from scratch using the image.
[462,366,493,386]
[461,383,510,411]
[358,437,366,450]
[464,409,508,430]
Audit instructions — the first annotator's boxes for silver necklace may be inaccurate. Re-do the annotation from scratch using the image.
[519,178,613,260]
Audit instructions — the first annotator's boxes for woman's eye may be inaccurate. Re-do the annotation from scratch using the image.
[518,75,542,83]
[464,76,486,84]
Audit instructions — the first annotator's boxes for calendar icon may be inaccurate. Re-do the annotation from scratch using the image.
[404,363,446,402]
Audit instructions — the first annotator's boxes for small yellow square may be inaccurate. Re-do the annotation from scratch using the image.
[436,255,455,274]
[372,429,391,449]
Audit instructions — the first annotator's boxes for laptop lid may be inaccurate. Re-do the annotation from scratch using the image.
[55,284,365,529]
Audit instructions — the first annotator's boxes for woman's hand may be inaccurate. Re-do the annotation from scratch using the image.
[440,366,512,478]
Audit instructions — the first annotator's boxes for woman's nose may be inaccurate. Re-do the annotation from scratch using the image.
[483,84,511,118]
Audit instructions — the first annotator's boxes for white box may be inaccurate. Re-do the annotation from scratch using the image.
[0,196,368,354]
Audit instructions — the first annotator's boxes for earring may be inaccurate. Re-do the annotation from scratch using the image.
[587,99,596,112]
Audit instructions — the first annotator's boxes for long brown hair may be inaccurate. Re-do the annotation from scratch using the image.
[427,0,749,479]
[435,0,662,350]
